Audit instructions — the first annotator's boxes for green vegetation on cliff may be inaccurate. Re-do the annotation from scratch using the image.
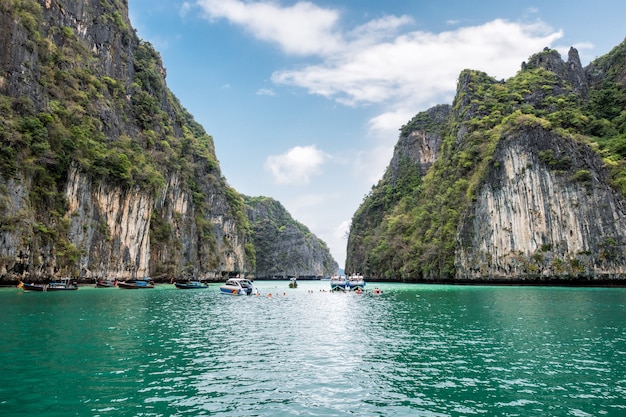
[245,196,337,278]
[347,41,626,280]
[0,0,254,278]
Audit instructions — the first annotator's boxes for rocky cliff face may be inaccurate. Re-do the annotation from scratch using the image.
[347,39,626,283]
[456,127,626,280]
[0,0,250,282]
[346,104,450,275]
[245,196,337,279]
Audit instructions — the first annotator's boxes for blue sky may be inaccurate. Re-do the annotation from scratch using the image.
[128,0,626,269]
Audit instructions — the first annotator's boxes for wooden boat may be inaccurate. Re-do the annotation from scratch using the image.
[174,279,208,289]
[19,278,78,292]
[219,278,258,295]
[95,278,117,287]
[288,278,297,288]
[117,278,155,289]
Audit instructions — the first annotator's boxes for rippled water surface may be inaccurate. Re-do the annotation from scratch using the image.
[1,281,626,416]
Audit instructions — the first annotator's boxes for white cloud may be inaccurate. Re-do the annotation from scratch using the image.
[273,19,562,109]
[265,145,329,185]
[353,143,394,186]
[194,0,341,55]
[368,110,413,137]
[346,14,413,45]
[256,88,276,96]
[259,14,563,181]
[556,41,595,63]
[180,2,192,18]
[327,219,352,269]
[192,2,563,130]
[190,1,568,249]
[334,219,351,241]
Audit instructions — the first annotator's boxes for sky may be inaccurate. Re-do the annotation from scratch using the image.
[127,0,626,269]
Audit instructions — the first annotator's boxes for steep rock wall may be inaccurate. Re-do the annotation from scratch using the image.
[65,164,152,278]
[346,40,626,283]
[345,105,450,276]
[0,0,250,282]
[0,174,34,277]
[390,105,450,181]
[246,196,337,279]
[456,127,626,281]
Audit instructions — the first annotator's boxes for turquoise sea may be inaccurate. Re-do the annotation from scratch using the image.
[1,281,625,417]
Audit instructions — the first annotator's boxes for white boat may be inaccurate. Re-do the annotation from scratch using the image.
[330,275,347,291]
[219,278,259,295]
[347,274,366,291]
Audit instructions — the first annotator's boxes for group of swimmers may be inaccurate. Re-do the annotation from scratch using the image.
[303,288,383,295]
[256,287,384,297]
[261,292,287,297]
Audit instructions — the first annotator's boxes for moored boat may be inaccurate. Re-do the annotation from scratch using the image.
[219,278,259,295]
[330,275,347,291]
[118,278,155,289]
[19,278,78,292]
[289,278,297,288]
[174,279,208,289]
[95,278,118,287]
[347,274,366,291]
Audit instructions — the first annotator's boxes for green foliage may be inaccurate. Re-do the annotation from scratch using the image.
[538,149,571,171]
[133,41,165,95]
[244,242,256,271]
[0,2,219,196]
[4,0,43,37]
[571,169,592,183]
[599,237,619,261]
[244,195,335,277]
[149,210,172,243]
[0,0,260,278]
[245,195,312,236]
[350,39,626,280]
[224,185,250,235]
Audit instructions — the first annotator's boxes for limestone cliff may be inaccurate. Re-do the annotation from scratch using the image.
[456,127,626,280]
[245,196,337,279]
[0,0,251,282]
[347,104,450,273]
[346,39,626,283]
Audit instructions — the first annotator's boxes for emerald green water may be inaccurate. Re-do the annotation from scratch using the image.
[1,281,625,416]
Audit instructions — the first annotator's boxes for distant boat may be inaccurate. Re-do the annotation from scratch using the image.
[95,278,117,288]
[174,279,208,289]
[330,275,347,291]
[289,278,297,288]
[118,278,155,289]
[220,278,259,295]
[347,274,366,291]
[19,278,78,292]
